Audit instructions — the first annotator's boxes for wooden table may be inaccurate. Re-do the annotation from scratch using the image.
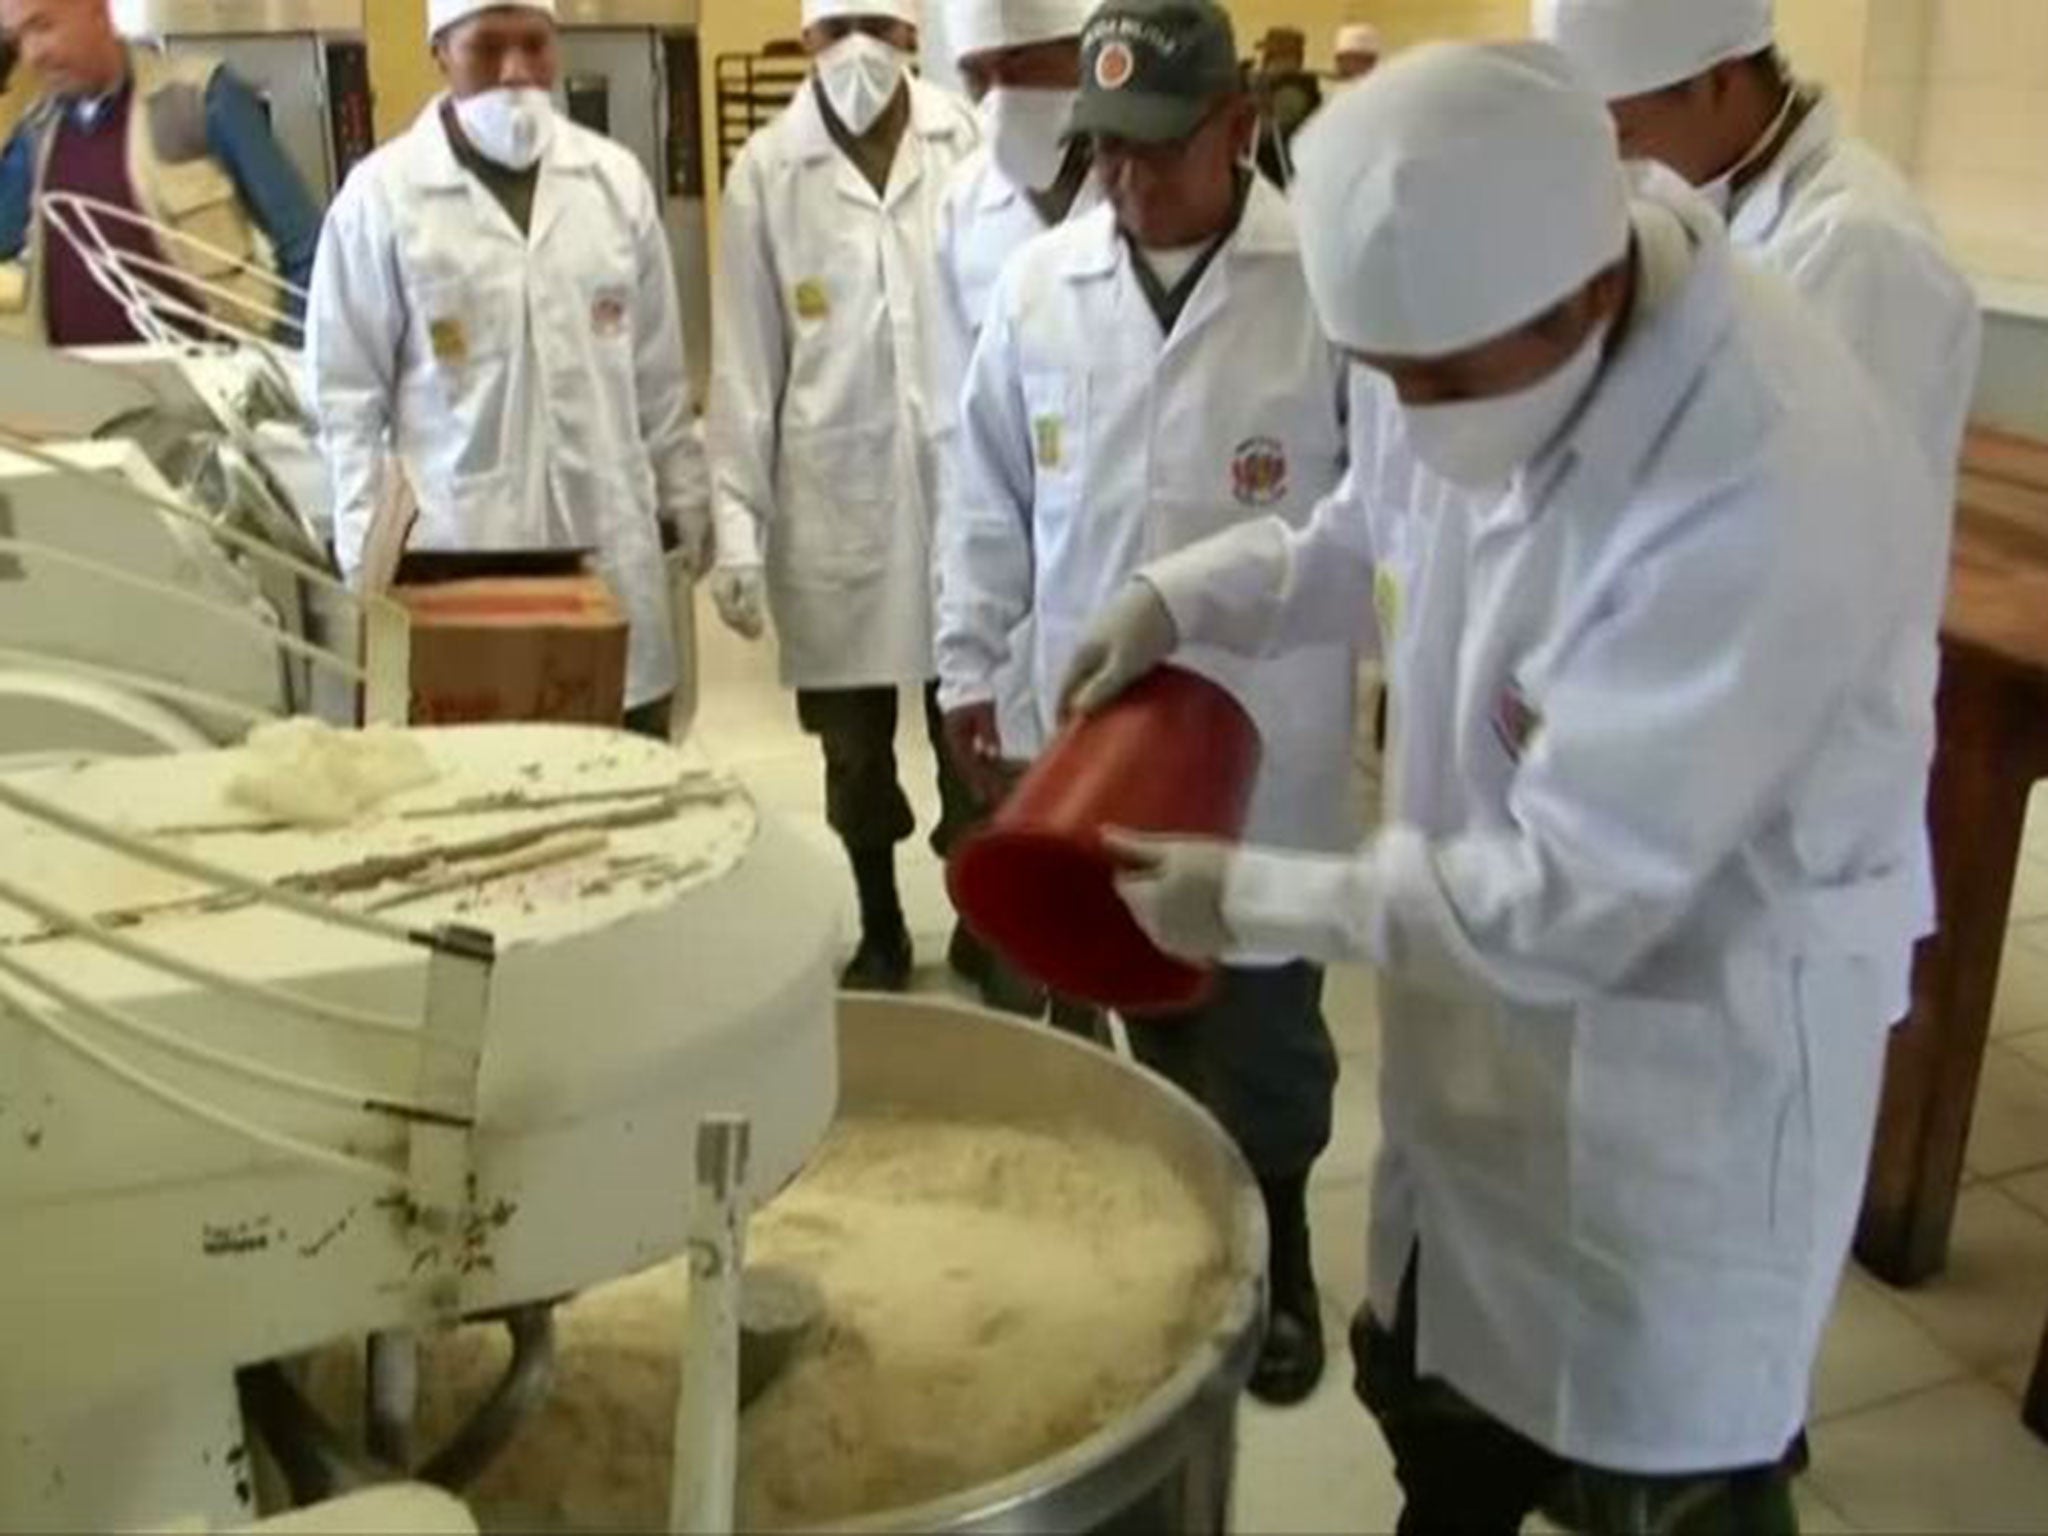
[1851,429,2048,1433]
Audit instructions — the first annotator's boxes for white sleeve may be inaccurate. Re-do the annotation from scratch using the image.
[1221,474,1904,1008]
[925,184,974,462]
[704,148,786,571]
[305,177,401,582]
[1141,461,1383,660]
[935,282,1036,714]
[1793,220,1981,479]
[630,172,709,546]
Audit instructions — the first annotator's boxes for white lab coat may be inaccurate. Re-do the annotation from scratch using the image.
[1730,96,1982,482]
[929,145,1105,758]
[707,79,979,691]
[308,101,707,709]
[943,178,1357,856]
[1727,97,1980,957]
[1143,190,1945,1470]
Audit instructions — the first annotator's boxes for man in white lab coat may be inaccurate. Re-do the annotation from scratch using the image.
[706,0,982,993]
[1068,43,1943,1526]
[307,0,706,739]
[1333,22,1382,83]
[1535,0,1981,486]
[943,0,1354,1406]
[926,0,1097,1016]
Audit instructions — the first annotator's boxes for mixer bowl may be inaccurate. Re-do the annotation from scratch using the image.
[819,996,1266,1536]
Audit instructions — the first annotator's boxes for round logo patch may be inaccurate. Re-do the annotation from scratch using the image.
[1231,437,1290,507]
[1095,40,1136,91]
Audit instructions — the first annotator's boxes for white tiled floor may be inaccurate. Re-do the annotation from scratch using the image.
[690,622,2048,1533]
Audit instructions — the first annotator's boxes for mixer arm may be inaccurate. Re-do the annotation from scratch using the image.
[38,191,307,354]
[237,1304,559,1508]
[0,422,401,720]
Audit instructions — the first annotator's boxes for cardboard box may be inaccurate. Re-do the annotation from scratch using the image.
[389,551,628,727]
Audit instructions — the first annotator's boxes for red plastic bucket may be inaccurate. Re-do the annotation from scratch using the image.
[947,665,1262,1015]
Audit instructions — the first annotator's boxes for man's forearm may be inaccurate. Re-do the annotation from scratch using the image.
[205,72,321,306]
[0,130,35,261]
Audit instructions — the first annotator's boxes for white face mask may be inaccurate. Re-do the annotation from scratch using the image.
[982,86,1077,193]
[453,86,555,171]
[1400,321,1609,491]
[1626,155,1727,215]
[817,32,909,137]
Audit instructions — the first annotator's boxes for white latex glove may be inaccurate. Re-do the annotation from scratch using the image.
[1105,831,1235,962]
[1059,581,1179,719]
[710,565,767,641]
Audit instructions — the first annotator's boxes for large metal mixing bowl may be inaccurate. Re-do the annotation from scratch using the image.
[821,996,1267,1536]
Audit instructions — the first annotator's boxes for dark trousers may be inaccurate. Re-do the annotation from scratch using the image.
[1126,962,1337,1182]
[796,683,977,857]
[622,695,672,741]
[1355,1260,1799,1536]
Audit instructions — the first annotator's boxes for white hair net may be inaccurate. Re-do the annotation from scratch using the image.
[1290,41,1631,355]
[1532,0,1775,99]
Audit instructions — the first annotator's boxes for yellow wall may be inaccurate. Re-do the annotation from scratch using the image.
[696,0,800,218]
[348,0,1878,231]
[1218,0,1527,67]
[366,0,443,139]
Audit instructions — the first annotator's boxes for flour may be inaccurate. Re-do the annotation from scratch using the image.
[227,720,437,827]
[290,1115,1231,1532]
[739,1116,1232,1528]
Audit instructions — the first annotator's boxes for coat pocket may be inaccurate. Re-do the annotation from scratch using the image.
[772,419,898,582]
[423,465,528,550]
[1571,970,1807,1271]
[151,157,256,274]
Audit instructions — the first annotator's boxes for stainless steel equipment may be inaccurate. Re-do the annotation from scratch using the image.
[556,0,712,401]
[829,997,1264,1536]
[110,1,375,207]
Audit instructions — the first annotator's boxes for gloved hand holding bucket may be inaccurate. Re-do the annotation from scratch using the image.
[947,583,1261,1014]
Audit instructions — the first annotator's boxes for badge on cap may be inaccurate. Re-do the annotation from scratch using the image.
[1096,40,1136,91]
[1230,437,1289,507]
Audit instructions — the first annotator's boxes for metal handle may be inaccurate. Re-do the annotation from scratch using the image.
[670,1114,750,1534]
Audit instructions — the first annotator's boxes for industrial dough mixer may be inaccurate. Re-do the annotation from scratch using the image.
[0,725,844,1530]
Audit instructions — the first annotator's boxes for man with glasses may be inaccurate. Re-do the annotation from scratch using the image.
[940,0,1355,1405]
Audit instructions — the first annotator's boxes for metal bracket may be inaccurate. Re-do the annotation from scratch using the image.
[402,925,494,1323]
[362,598,411,728]
[670,1114,750,1535]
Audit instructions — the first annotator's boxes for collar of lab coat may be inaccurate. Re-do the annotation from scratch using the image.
[399,94,607,245]
[1057,170,1298,284]
[1517,187,1743,535]
[785,76,973,205]
[972,149,1108,227]
[1728,94,1840,249]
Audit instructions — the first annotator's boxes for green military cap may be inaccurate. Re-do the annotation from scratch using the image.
[1069,0,1241,145]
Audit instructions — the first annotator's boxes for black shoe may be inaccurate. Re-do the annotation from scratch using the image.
[948,926,1047,1017]
[1249,1287,1326,1407]
[1250,1172,1326,1407]
[842,928,913,993]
